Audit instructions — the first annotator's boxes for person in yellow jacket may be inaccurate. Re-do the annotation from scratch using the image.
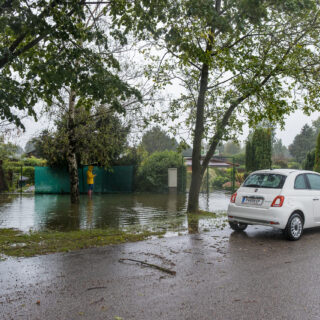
[86,166,96,198]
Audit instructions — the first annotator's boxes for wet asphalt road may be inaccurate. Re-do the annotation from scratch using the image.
[2,226,320,320]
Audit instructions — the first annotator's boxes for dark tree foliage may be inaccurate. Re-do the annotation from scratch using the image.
[36,107,129,168]
[245,140,254,172]
[245,128,272,172]
[141,127,178,154]
[0,1,140,128]
[303,149,315,170]
[289,124,315,163]
[313,132,320,172]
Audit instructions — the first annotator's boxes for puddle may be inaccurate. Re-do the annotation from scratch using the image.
[0,192,230,232]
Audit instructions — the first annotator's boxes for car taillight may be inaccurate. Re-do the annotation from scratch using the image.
[230,192,237,203]
[271,196,284,207]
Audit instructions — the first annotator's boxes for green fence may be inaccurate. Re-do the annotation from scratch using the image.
[35,166,133,194]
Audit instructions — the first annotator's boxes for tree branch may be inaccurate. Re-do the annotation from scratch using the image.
[200,11,320,174]
[0,0,85,69]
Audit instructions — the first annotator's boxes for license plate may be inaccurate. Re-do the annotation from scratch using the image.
[242,197,263,206]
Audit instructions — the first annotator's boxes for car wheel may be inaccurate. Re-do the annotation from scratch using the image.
[229,221,248,231]
[284,213,303,241]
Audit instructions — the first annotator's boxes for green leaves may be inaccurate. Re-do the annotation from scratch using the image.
[38,106,130,168]
[1,0,141,128]
[137,150,185,192]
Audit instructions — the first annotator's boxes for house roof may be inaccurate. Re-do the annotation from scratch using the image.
[183,157,239,168]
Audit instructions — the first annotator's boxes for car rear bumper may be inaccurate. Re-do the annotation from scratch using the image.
[227,203,290,229]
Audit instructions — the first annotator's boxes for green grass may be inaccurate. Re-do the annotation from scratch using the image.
[0,228,164,258]
[0,211,229,258]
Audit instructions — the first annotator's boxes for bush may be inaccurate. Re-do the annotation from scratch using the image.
[22,157,46,167]
[233,153,245,165]
[212,176,229,188]
[136,151,186,192]
[222,181,241,190]
[288,161,301,169]
[22,166,35,183]
[236,172,245,183]
[273,159,288,168]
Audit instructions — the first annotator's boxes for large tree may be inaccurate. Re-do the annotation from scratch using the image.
[1,2,144,203]
[289,124,315,163]
[119,0,320,212]
[141,126,178,154]
[35,106,130,168]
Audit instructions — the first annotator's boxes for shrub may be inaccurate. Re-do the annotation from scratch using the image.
[233,153,245,165]
[22,166,35,183]
[236,172,245,183]
[136,151,186,192]
[222,181,241,190]
[273,159,288,168]
[288,161,301,169]
[212,176,229,188]
[22,157,46,167]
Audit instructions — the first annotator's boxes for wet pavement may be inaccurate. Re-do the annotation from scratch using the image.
[2,225,320,319]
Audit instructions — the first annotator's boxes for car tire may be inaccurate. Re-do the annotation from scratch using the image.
[229,221,248,231]
[284,213,303,241]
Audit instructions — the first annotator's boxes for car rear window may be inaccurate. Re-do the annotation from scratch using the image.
[294,174,308,189]
[306,173,320,190]
[243,173,286,189]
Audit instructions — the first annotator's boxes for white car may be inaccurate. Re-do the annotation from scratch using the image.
[227,169,320,240]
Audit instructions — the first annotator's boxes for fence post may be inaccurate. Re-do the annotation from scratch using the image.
[206,167,209,194]
[181,156,185,193]
[20,165,23,194]
[232,157,235,193]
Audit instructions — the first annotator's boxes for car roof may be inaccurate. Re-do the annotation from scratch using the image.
[251,169,318,176]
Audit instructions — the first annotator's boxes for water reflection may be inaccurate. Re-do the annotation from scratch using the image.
[0,191,229,232]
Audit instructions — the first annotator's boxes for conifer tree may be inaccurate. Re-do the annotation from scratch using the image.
[313,133,320,172]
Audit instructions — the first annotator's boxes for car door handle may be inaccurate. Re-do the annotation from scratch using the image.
[313,198,319,201]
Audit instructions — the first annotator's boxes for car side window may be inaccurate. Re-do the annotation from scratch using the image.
[306,174,320,190]
[294,174,308,189]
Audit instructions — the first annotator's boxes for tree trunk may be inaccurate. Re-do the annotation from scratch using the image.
[0,160,8,192]
[187,63,209,213]
[187,93,245,212]
[67,90,80,204]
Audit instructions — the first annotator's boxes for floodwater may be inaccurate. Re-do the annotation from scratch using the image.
[0,192,230,232]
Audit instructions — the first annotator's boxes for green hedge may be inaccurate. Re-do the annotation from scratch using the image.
[212,176,229,188]
[22,157,46,167]
[136,151,186,192]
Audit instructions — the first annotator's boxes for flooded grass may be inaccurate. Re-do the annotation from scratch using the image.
[0,192,230,258]
[0,227,165,258]
[0,212,228,258]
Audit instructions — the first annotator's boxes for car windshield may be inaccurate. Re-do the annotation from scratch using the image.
[243,173,286,189]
